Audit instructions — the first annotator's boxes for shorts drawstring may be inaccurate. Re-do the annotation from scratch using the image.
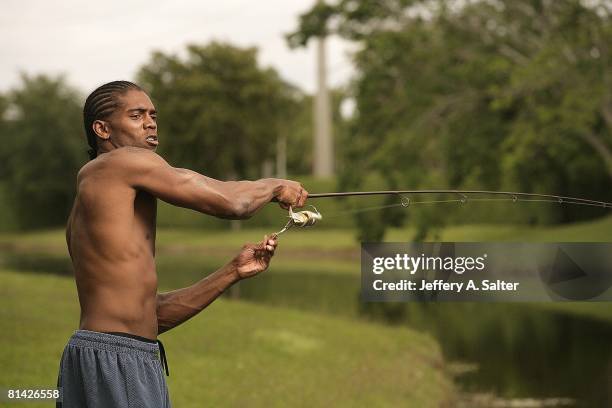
[157,339,170,377]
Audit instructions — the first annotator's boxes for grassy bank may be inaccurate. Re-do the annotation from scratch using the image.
[0,269,454,407]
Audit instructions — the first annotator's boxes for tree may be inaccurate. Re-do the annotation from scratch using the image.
[285,89,350,176]
[289,0,612,238]
[137,42,301,180]
[0,74,84,229]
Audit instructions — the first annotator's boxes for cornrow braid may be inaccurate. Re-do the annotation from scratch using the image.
[83,80,142,160]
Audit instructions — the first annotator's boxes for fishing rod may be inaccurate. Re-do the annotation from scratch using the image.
[308,190,612,207]
[274,190,612,235]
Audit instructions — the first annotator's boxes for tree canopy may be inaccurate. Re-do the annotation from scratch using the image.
[137,42,303,180]
[0,74,84,229]
[289,0,612,239]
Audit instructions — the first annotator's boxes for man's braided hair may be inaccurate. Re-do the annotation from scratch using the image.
[83,81,142,160]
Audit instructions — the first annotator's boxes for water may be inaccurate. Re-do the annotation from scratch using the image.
[385,303,612,407]
[242,275,612,407]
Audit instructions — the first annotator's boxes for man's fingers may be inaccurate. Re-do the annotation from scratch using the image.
[296,187,308,208]
[293,189,303,208]
[294,187,307,208]
[299,189,308,207]
[263,235,277,253]
[276,181,308,209]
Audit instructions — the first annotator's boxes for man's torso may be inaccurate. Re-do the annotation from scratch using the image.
[67,149,159,339]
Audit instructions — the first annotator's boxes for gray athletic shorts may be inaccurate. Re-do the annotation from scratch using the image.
[56,330,171,408]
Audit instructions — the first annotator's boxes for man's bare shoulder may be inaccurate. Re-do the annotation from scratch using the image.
[77,147,166,182]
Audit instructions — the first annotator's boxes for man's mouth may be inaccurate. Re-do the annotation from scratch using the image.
[146,136,159,146]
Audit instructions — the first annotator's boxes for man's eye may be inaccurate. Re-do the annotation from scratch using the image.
[131,115,140,119]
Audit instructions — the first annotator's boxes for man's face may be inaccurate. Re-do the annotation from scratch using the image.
[106,90,158,150]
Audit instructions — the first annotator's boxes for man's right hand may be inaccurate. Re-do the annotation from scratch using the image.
[274,180,308,210]
[232,235,278,280]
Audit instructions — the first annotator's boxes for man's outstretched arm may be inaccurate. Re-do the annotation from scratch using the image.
[118,147,307,219]
[156,235,277,334]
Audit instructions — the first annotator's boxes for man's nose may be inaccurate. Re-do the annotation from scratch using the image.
[144,116,157,129]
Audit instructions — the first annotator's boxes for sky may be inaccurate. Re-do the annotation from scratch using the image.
[0,0,356,96]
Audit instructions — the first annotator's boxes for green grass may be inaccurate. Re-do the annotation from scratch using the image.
[156,227,360,251]
[2,214,610,253]
[117,211,612,245]
[0,269,454,407]
[432,214,612,242]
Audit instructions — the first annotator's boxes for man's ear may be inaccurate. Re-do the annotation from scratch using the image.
[92,120,111,140]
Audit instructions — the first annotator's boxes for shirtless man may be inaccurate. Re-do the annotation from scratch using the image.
[56,81,308,408]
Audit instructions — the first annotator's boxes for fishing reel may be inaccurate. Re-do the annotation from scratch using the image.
[275,205,322,236]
